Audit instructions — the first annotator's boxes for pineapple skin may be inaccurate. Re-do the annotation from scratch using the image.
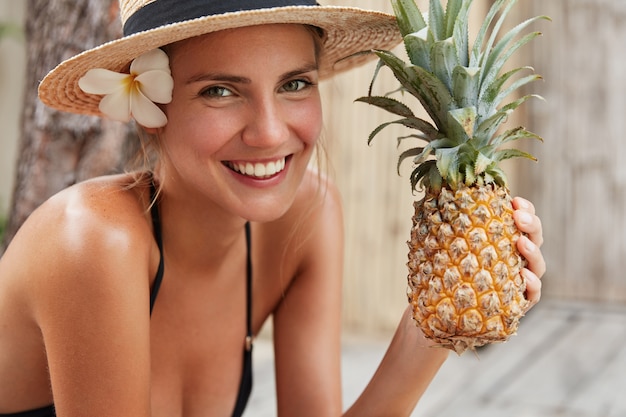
[407,184,529,354]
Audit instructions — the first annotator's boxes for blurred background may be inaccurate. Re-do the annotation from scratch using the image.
[1,0,625,416]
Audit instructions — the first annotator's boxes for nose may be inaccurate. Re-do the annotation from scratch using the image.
[241,97,290,148]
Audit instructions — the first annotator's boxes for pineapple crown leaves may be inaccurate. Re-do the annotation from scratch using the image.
[356,0,549,193]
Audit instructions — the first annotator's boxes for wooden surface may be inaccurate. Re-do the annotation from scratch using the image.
[245,299,626,417]
[415,299,626,416]
[322,0,626,330]
[317,0,551,332]
[521,0,626,303]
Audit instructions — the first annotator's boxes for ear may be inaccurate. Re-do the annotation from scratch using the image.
[143,126,160,135]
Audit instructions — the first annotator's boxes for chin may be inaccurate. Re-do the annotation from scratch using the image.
[240,202,291,223]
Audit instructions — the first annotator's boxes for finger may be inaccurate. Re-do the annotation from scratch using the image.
[522,268,542,309]
[517,235,546,279]
[513,210,544,248]
[512,196,536,215]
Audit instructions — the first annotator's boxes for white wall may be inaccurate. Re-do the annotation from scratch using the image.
[0,1,25,217]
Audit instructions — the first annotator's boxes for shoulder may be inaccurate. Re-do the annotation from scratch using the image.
[15,174,152,256]
[1,174,156,321]
[0,175,155,415]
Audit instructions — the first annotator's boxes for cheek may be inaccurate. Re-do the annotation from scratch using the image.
[293,99,323,146]
[159,109,222,160]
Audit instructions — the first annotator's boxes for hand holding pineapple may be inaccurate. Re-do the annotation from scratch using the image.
[511,196,544,306]
[346,198,544,415]
[358,0,548,354]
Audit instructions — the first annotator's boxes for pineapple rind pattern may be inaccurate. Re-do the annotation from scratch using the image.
[407,184,529,354]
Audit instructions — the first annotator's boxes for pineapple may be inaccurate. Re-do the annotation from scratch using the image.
[357,0,548,354]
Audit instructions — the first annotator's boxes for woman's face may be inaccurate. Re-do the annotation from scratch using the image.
[156,24,323,222]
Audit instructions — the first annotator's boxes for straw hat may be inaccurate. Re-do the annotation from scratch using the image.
[38,0,402,118]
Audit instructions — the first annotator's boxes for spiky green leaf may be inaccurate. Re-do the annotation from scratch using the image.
[492,73,543,111]
[398,136,458,176]
[486,166,509,187]
[366,58,387,97]
[436,146,462,188]
[404,28,431,69]
[410,160,438,191]
[450,0,472,66]
[364,117,439,145]
[493,148,537,162]
[447,106,477,140]
[470,0,509,66]
[479,66,533,113]
[493,126,544,147]
[475,109,512,146]
[361,0,546,193]
[398,147,426,174]
[430,38,458,91]
[445,0,463,37]
[373,49,454,129]
[498,93,544,117]
[464,163,477,185]
[392,0,427,38]
[429,0,446,40]
[452,66,480,108]
[474,151,494,174]
[480,18,549,96]
[478,0,517,68]
[355,95,415,119]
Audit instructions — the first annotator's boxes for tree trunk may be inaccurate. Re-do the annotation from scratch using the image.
[1,0,137,252]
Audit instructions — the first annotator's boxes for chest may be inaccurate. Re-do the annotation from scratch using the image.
[146,248,295,417]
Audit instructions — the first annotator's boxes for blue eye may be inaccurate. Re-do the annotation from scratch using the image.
[282,79,310,92]
[201,86,233,98]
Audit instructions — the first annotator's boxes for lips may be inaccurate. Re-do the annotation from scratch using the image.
[225,157,287,179]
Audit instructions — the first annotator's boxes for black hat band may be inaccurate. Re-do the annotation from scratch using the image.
[124,0,320,36]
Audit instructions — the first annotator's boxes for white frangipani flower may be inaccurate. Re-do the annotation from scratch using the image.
[78,49,174,128]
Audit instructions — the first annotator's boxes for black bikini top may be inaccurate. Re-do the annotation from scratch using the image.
[1,185,254,417]
[148,184,254,417]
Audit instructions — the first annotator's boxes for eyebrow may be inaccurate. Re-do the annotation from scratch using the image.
[186,63,319,86]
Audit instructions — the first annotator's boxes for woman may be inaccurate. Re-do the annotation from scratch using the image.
[0,1,546,416]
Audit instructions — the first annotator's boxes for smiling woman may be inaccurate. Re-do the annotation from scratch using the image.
[0,1,546,417]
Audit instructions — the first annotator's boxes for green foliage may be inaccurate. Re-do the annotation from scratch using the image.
[0,21,22,41]
[0,214,6,244]
[357,0,549,192]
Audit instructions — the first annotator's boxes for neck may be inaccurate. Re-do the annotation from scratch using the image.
[154,186,249,271]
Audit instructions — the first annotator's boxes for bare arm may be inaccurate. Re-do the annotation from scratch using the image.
[271,176,545,417]
[344,195,546,417]
[272,175,344,417]
[344,308,448,417]
[271,176,448,417]
[12,184,154,417]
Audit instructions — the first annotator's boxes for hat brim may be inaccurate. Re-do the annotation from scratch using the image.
[38,5,401,118]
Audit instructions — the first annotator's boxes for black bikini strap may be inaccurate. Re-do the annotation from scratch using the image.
[149,182,165,315]
[148,180,252,416]
[244,221,253,350]
[232,222,253,417]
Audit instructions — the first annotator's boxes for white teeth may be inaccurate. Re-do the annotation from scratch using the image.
[231,158,286,178]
